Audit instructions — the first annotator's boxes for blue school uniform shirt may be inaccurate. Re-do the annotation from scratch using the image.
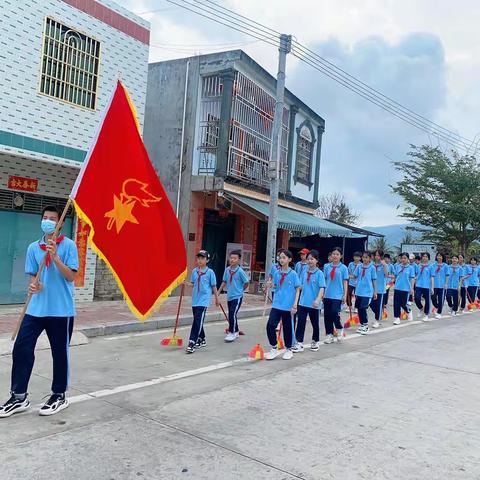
[271,268,301,311]
[348,261,360,287]
[324,262,349,300]
[464,265,480,287]
[191,267,217,307]
[373,262,387,294]
[25,236,79,317]
[354,263,377,298]
[299,268,326,309]
[415,263,433,289]
[393,264,415,292]
[222,266,249,301]
[447,265,462,289]
[295,261,308,279]
[432,262,449,289]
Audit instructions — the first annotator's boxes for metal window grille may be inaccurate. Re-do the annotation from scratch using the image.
[229,72,289,191]
[198,75,222,174]
[295,125,312,182]
[39,17,100,110]
[0,189,73,216]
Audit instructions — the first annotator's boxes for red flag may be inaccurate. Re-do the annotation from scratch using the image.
[71,81,186,320]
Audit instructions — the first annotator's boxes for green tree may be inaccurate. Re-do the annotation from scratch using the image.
[391,145,480,254]
[369,236,390,254]
[316,193,360,225]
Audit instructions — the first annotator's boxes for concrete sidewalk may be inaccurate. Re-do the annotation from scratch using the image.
[0,293,269,339]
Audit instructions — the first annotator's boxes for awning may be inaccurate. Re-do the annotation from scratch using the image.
[229,194,353,237]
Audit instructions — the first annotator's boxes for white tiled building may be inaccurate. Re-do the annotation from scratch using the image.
[0,0,150,304]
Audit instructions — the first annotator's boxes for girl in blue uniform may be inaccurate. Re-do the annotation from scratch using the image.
[392,253,415,325]
[292,250,325,352]
[414,252,433,321]
[371,250,388,328]
[446,255,462,316]
[323,247,349,344]
[347,252,361,309]
[431,253,449,319]
[265,249,301,361]
[383,253,395,307]
[458,254,467,312]
[353,251,377,335]
[464,257,479,310]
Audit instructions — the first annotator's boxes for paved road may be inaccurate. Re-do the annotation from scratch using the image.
[1,312,479,479]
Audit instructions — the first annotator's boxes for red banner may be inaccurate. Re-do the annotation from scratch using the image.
[8,176,38,192]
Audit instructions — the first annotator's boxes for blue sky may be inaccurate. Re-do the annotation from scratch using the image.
[117,0,480,226]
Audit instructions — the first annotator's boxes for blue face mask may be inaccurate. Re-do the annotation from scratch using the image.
[41,219,56,234]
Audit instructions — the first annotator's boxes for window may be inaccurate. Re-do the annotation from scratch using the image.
[295,123,314,185]
[40,18,100,110]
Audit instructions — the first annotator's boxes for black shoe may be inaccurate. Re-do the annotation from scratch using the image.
[186,342,195,354]
[39,393,69,416]
[195,339,207,349]
[0,393,30,418]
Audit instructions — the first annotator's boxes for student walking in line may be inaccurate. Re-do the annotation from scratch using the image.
[464,257,480,311]
[292,249,325,352]
[353,251,377,335]
[414,252,434,322]
[0,206,78,418]
[446,255,462,316]
[323,247,349,344]
[346,252,362,310]
[294,248,310,278]
[219,249,249,342]
[431,253,449,319]
[458,254,468,312]
[267,250,281,302]
[185,250,219,354]
[392,253,415,325]
[383,253,395,307]
[371,249,389,328]
[264,249,301,361]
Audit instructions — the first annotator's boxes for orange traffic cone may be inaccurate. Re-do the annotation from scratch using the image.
[248,343,264,360]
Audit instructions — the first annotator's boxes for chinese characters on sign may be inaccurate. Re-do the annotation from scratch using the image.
[8,176,38,192]
[74,218,91,288]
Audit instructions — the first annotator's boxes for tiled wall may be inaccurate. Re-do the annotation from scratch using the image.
[0,0,149,167]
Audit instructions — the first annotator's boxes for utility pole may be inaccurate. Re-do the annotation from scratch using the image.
[265,33,292,281]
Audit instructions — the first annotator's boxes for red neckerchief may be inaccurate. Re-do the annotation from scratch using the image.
[229,268,237,284]
[361,265,369,278]
[399,265,406,274]
[436,263,442,273]
[39,235,65,268]
[307,271,314,283]
[375,263,381,271]
[451,266,457,274]
[196,269,207,292]
[420,264,428,274]
[279,271,288,286]
[330,264,337,281]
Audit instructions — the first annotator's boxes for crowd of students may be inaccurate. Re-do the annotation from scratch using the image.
[183,246,480,361]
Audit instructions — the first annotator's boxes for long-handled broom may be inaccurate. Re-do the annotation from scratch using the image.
[160,284,185,347]
[220,303,245,335]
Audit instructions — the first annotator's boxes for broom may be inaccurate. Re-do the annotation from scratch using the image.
[220,302,245,335]
[160,284,185,347]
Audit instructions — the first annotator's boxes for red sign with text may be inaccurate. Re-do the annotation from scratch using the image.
[8,176,38,192]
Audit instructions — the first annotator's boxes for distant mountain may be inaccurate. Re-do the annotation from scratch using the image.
[363,223,422,249]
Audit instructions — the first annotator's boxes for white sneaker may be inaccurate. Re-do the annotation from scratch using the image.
[372,321,380,329]
[422,315,430,322]
[407,301,412,306]
[224,332,236,342]
[324,334,334,344]
[359,325,370,335]
[356,326,362,333]
[451,311,457,316]
[335,329,344,342]
[435,313,442,319]
[417,312,424,319]
[310,341,320,351]
[291,342,304,353]
[282,349,293,360]
[393,318,401,325]
[265,348,281,360]
[407,312,413,321]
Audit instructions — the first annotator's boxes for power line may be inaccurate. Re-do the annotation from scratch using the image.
[158,0,473,151]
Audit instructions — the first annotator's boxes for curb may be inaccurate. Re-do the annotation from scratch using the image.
[78,306,270,338]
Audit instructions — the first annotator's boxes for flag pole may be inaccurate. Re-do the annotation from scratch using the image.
[11,198,73,341]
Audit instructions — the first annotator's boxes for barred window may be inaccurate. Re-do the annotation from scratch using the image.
[40,18,100,110]
[295,125,313,183]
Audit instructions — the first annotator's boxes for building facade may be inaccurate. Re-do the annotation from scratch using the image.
[0,0,149,304]
[145,50,352,287]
